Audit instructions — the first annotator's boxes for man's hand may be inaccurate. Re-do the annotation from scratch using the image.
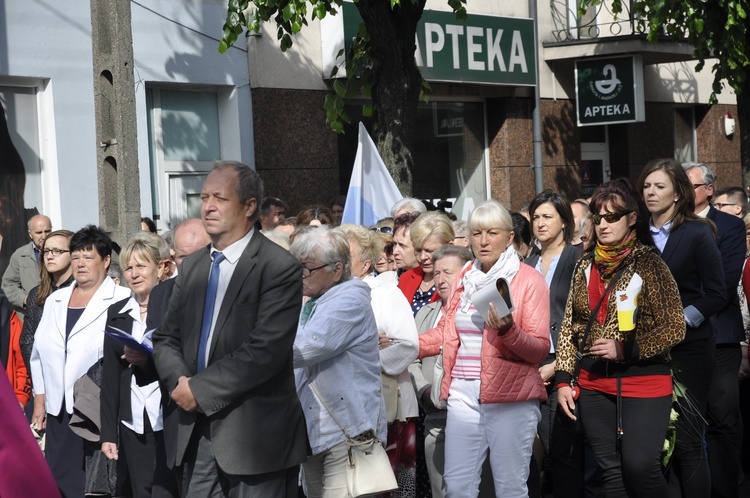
[171,376,202,413]
[101,442,118,460]
[122,346,149,368]
[590,338,624,360]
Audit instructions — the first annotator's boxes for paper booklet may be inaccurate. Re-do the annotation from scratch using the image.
[104,325,155,355]
[471,277,515,323]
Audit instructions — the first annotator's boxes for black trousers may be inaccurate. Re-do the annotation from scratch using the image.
[579,388,672,498]
[120,414,180,498]
[668,338,714,498]
[706,344,742,498]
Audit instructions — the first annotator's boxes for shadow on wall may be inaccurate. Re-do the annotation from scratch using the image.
[542,101,582,200]
[0,103,36,277]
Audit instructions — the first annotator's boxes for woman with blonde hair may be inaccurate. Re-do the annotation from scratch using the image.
[419,200,550,497]
[399,212,454,316]
[100,232,177,497]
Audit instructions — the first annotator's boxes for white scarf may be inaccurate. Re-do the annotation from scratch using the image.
[459,244,520,313]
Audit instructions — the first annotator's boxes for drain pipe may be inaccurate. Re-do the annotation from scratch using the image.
[530,0,544,194]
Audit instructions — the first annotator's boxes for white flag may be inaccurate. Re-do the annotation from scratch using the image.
[342,122,403,226]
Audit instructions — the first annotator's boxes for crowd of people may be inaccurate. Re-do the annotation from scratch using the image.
[1,158,750,498]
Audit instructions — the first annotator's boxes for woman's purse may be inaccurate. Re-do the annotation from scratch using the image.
[380,373,402,424]
[310,383,398,497]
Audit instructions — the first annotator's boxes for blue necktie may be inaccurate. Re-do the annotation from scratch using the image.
[196,251,225,372]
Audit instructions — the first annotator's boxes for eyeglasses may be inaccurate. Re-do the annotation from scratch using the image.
[301,263,329,278]
[713,203,738,210]
[693,183,708,190]
[43,249,70,257]
[591,211,631,225]
[370,226,394,235]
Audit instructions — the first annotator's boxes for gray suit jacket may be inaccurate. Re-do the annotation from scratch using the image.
[408,301,446,420]
[1,242,40,314]
[153,231,308,476]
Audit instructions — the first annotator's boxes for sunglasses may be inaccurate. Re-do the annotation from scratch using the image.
[591,211,631,225]
[370,226,394,234]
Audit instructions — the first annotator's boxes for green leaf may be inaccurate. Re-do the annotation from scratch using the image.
[282,3,294,22]
[280,33,293,51]
[363,103,373,117]
[218,40,229,54]
[331,120,345,134]
[333,79,346,97]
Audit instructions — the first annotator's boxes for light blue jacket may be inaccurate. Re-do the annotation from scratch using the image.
[293,278,386,455]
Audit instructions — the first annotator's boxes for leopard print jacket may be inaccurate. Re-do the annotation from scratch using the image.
[556,242,686,377]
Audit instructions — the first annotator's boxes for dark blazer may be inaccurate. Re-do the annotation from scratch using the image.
[659,220,727,344]
[525,244,582,353]
[706,207,746,344]
[101,296,169,446]
[152,231,308,476]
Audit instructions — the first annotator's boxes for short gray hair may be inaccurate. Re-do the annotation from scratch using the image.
[390,198,426,218]
[432,244,473,265]
[289,226,352,281]
[452,220,469,238]
[682,162,716,187]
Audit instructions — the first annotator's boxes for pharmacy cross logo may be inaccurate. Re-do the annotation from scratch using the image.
[590,64,622,100]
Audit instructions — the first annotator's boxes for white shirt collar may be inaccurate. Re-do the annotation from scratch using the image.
[210,228,254,264]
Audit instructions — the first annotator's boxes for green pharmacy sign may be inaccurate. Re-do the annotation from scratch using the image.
[576,56,645,126]
[341,3,537,87]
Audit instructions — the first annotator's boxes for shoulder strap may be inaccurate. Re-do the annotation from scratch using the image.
[571,261,628,384]
[309,381,382,439]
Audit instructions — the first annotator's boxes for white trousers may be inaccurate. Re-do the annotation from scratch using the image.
[444,378,540,498]
[302,441,349,498]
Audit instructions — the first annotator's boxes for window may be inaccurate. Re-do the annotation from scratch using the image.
[339,100,488,221]
[146,87,224,229]
[674,107,696,163]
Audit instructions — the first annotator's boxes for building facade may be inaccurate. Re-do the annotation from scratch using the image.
[0,0,742,273]
[248,0,741,217]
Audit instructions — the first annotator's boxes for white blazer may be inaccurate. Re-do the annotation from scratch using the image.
[363,274,420,419]
[30,277,132,416]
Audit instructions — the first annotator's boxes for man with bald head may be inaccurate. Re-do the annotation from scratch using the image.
[2,215,52,318]
[173,218,212,269]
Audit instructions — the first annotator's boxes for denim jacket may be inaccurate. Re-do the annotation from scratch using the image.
[293,278,386,455]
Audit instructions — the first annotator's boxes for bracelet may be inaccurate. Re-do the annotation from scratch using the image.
[556,382,570,390]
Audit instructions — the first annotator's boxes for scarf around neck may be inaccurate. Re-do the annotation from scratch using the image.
[459,244,520,312]
[594,230,636,281]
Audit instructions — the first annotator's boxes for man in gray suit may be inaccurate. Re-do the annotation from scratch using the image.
[153,162,307,497]
[1,214,51,318]
[410,244,473,498]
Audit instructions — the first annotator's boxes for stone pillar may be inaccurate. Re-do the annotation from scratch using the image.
[90,0,141,249]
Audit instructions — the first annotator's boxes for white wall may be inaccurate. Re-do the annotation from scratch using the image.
[0,0,252,230]
[1,0,96,231]
[131,0,253,216]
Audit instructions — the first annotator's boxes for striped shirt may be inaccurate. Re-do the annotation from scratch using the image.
[452,305,485,379]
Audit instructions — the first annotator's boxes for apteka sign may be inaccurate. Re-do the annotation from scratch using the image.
[575,55,645,126]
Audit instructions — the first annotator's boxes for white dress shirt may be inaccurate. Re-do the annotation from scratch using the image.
[202,228,253,365]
